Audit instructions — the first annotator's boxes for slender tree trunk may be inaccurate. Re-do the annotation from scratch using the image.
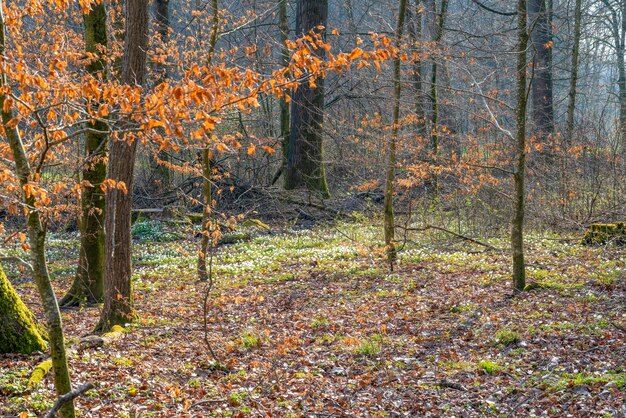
[565,0,582,144]
[96,0,149,332]
[429,0,447,198]
[198,149,212,281]
[198,0,219,282]
[0,5,74,415]
[284,0,330,198]
[528,0,554,137]
[152,0,171,191]
[617,2,626,148]
[154,0,169,82]
[512,0,529,292]
[0,265,47,354]
[606,2,626,166]
[384,0,408,265]
[279,0,290,176]
[60,0,108,308]
[408,0,424,126]
[560,0,582,214]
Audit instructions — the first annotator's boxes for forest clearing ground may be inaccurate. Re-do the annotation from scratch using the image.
[1,221,625,417]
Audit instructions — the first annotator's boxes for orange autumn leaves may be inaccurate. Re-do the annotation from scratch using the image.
[0,0,410,246]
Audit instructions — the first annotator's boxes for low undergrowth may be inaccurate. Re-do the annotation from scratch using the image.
[1,220,624,417]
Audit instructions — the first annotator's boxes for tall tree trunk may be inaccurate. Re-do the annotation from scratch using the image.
[60,0,108,308]
[606,1,626,164]
[0,265,47,354]
[384,0,408,265]
[565,0,582,144]
[279,0,290,177]
[152,0,171,192]
[561,0,582,214]
[617,2,626,148]
[512,0,529,292]
[429,0,447,199]
[528,0,554,137]
[0,4,75,415]
[96,0,149,332]
[408,0,424,125]
[283,0,330,198]
[154,0,169,82]
[197,0,219,282]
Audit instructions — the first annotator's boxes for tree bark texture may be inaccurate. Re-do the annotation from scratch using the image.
[429,0,447,198]
[96,0,149,332]
[512,0,529,291]
[60,0,108,308]
[284,0,330,198]
[527,0,554,137]
[279,0,290,174]
[383,0,408,264]
[565,0,582,144]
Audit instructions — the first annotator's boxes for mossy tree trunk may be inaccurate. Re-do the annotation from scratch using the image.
[60,0,108,308]
[407,1,424,129]
[0,4,75,415]
[0,265,47,354]
[428,0,447,200]
[512,0,529,292]
[283,0,330,198]
[383,0,408,265]
[198,148,213,282]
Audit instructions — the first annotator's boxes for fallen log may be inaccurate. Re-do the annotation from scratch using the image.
[27,326,126,387]
[45,383,94,418]
[581,222,626,246]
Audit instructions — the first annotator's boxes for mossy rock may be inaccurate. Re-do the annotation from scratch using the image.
[0,265,47,354]
[581,222,626,246]
[241,219,270,230]
[218,231,252,245]
[187,213,204,224]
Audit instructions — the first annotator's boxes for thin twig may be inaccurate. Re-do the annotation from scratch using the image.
[45,383,94,418]
[0,256,34,273]
[203,225,221,364]
[396,224,502,251]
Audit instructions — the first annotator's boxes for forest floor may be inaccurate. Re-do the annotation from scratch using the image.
[1,220,625,417]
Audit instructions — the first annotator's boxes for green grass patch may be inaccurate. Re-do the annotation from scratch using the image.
[546,371,626,392]
[478,359,500,375]
[495,329,520,347]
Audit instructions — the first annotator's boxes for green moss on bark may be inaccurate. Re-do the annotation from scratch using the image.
[28,359,52,388]
[0,265,47,354]
[582,222,626,246]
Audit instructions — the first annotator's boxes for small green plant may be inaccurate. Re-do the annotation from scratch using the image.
[268,272,296,283]
[355,338,381,357]
[479,360,499,375]
[495,329,520,347]
[131,220,178,242]
[309,314,329,329]
[228,390,248,406]
[547,371,626,392]
[239,331,261,349]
